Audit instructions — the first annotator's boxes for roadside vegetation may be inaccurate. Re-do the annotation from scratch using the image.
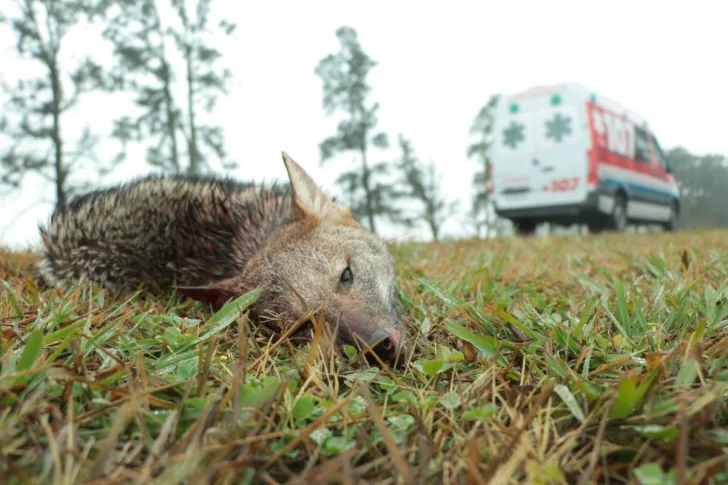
[2,230,728,484]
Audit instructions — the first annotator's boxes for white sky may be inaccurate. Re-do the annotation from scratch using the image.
[1,0,726,249]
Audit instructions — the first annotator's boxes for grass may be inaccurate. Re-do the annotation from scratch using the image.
[2,230,728,484]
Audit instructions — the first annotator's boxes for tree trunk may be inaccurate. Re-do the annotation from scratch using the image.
[484,203,492,239]
[161,61,180,172]
[185,42,200,175]
[429,219,439,242]
[49,59,65,209]
[425,200,439,242]
[483,160,492,239]
[360,146,376,233]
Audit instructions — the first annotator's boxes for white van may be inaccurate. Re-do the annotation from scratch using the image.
[488,83,680,235]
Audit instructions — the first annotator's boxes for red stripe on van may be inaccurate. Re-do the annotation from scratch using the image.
[585,101,671,183]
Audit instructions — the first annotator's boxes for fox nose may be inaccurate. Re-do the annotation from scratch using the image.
[366,329,402,364]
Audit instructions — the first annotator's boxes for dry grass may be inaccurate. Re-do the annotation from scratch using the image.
[2,230,728,484]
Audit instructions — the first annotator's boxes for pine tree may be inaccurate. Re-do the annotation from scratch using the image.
[101,0,237,174]
[393,134,455,242]
[466,93,500,237]
[314,26,397,233]
[0,0,111,209]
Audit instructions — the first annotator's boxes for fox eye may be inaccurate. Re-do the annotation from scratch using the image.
[339,266,353,289]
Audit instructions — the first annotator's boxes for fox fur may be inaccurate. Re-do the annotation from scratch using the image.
[36,152,410,365]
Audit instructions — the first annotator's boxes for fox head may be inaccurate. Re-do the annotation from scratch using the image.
[178,152,410,367]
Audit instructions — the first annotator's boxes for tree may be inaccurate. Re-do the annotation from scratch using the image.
[0,0,110,209]
[667,147,728,229]
[393,134,455,242]
[101,0,237,175]
[314,26,396,233]
[466,93,500,237]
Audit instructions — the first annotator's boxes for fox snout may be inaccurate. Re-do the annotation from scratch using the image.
[366,328,406,364]
[339,310,410,367]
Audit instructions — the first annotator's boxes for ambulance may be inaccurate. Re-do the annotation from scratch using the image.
[488,83,680,234]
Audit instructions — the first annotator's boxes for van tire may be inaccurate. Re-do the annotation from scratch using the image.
[514,219,537,236]
[663,202,679,232]
[610,194,628,232]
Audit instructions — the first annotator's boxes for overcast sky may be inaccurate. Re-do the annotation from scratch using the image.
[1,0,726,249]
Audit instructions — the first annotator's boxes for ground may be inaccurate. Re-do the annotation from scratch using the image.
[1,231,728,484]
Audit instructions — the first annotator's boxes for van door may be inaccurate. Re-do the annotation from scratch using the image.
[492,96,588,211]
[531,103,588,207]
[491,110,539,208]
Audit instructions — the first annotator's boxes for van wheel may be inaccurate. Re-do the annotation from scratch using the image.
[663,203,679,232]
[610,194,628,232]
[514,219,537,236]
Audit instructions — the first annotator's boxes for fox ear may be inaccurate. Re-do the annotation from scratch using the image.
[176,276,245,311]
[281,151,359,227]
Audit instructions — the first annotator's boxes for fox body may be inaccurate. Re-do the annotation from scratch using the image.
[37,153,409,364]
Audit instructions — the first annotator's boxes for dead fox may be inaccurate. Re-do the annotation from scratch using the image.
[36,152,410,365]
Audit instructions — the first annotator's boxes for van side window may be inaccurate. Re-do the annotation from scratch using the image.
[634,126,651,164]
[652,135,668,170]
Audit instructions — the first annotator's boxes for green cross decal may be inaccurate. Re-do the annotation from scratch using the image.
[503,121,525,149]
[545,113,572,143]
